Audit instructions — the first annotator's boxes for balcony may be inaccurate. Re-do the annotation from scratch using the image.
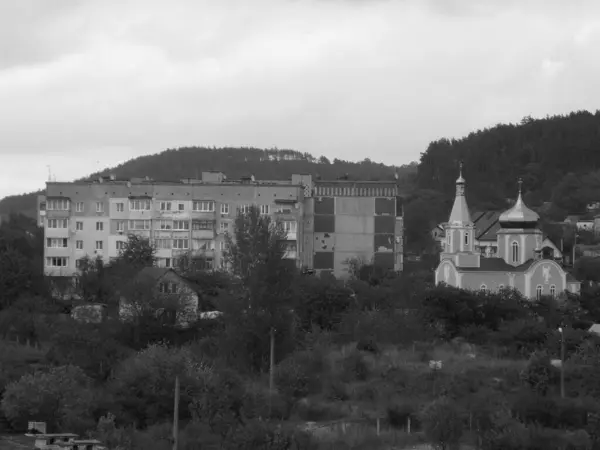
[46,227,70,238]
[192,229,215,240]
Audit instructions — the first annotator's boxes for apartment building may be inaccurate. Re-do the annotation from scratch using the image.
[40,171,405,280]
[303,180,404,276]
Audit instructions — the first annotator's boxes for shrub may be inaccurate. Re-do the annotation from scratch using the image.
[275,351,323,400]
[341,350,370,382]
[420,397,464,450]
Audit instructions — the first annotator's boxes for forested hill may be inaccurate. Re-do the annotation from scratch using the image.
[0,147,417,218]
[417,110,600,213]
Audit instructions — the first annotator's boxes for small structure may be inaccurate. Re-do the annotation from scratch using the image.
[56,439,105,450]
[25,433,78,449]
[119,267,201,328]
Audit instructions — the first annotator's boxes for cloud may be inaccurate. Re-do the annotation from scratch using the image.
[1,0,600,199]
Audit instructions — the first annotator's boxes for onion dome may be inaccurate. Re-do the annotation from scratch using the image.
[499,179,539,228]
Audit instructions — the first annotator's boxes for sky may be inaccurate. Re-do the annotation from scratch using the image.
[1,0,600,200]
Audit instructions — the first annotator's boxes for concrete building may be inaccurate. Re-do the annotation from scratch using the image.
[434,166,580,298]
[40,172,405,281]
[303,179,404,277]
[42,172,308,277]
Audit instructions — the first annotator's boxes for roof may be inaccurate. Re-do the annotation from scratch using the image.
[134,267,199,292]
[499,192,539,224]
[589,324,600,334]
[473,211,502,241]
[456,258,535,273]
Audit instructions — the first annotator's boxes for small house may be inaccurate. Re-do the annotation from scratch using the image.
[119,267,201,328]
[26,433,78,449]
[56,439,105,450]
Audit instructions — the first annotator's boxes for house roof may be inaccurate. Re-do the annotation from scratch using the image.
[134,267,199,292]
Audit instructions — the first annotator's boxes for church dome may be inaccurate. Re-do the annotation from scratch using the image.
[499,179,539,228]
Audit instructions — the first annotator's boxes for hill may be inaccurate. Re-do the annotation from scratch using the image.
[417,110,600,212]
[0,147,418,218]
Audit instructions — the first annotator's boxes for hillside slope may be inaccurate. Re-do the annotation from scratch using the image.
[417,110,600,212]
[0,147,417,218]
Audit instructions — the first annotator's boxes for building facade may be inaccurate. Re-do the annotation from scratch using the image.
[40,172,405,280]
[303,180,404,276]
[434,167,580,298]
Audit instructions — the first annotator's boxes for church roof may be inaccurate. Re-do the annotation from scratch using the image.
[456,258,535,272]
[499,181,539,225]
[448,164,471,225]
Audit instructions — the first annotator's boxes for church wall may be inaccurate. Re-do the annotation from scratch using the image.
[527,261,566,297]
[435,261,458,286]
[461,272,510,292]
[456,253,480,267]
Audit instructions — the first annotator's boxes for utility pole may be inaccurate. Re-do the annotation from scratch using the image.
[269,327,276,416]
[559,327,565,399]
[172,375,180,450]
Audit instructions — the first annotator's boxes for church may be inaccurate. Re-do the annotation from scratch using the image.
[434,166,581,299]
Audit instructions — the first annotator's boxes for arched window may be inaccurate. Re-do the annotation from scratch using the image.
[550,285,556,298]
[448,232,452,250]
[536,285,543,300]
[480,284,487,293]
[464,232,469,246]
[511,241,519,263]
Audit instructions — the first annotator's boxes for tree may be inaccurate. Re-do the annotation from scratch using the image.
[108,342,209,427]
[1,365,95,433]
[220,205,298,371]
[115,234,156,269]
[0,248,32,310]
[420,397,464,450]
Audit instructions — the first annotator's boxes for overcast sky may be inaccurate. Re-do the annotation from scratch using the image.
[1,0,600,200]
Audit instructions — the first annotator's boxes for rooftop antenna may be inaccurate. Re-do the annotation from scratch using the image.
[47,165,52,181]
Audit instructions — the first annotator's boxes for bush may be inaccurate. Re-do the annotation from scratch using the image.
[420,397,463,450]
[275,351,323,400]
[341,351,370,382]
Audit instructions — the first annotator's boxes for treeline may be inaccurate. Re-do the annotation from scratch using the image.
[0,147,418,218]
[417,110,600,212]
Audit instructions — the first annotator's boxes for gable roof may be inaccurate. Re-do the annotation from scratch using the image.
[134,267,200,292]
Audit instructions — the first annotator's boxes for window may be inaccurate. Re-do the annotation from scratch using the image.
[173,239,189,249]
[511,241,519,263]
[197,240,214,250]
[193,200,215,212]
[75,240,83,250]
[46,257,68,267]
[129,199,151,211]
[159,282,179,294]
[96,241,103,250]
[47,199,70,210]
[480,284,487,292]
[239,204,251,214]
[75,259,84,269]
[128,220,151,230]
[219,241,226,251]
[448,232,452,250]
[220,222,229,232]
[260,204,270,215]
[193,220,213,230]
[47,238,68,248]
[178,202,185,211]
[75,202,84,212]
[47,218,68,228]
[165,258,171,268]
[536,285,543,300]
[96,221,104,231]
[76,221,83,231]
[154,239,172,249]
[96,202,104,213]
[221,203,229,215]
[159,201,172,211]
[550,285,556,298]
[116,202,124,212]
[157,220,172,230]
[282,221,297,233]
[116,221,125,232]
[173,220,190,231]
[116,241,126,251]
[464,232,469,246]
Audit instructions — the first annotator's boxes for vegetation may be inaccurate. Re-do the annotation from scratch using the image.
[2,205,600,449]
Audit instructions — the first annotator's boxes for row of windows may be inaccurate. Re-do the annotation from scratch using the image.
[314,186,396,197]
[47,200,292,215]
[49,218,295,232]
[479,283,557,298]
[154,239,226,251]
